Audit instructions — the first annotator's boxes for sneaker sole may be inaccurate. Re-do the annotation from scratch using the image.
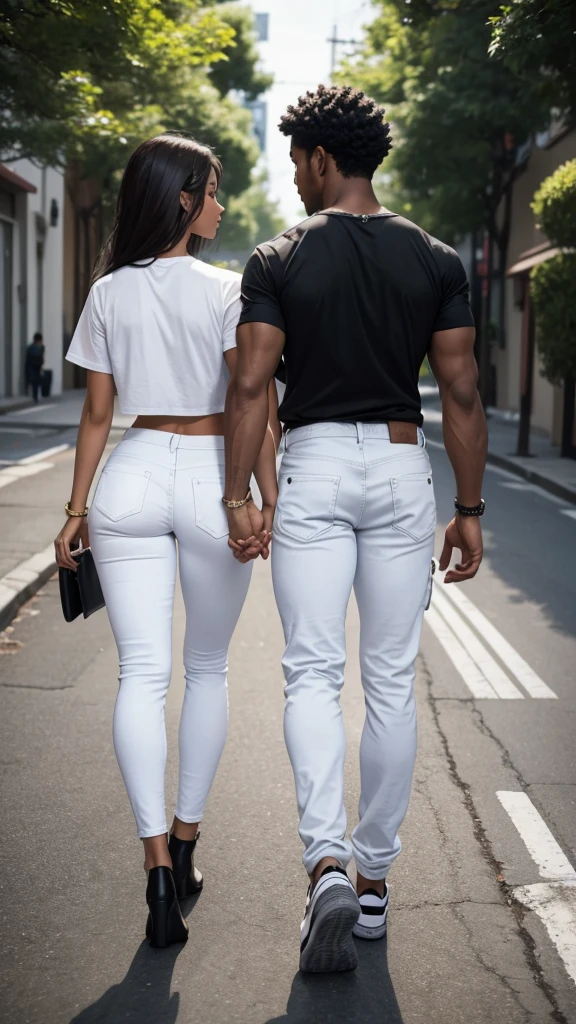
[353,900,389,941]
[352,918,388,940]
[300,885,361,973]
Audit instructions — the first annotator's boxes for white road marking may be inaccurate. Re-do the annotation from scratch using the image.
[11,403,53,416]
[498,480,541,492]
[561,509,576,521]
[427,437,572,507]
[497,792,575,881]
[431,589,524,699]
[18,444,70,464]
[424,606,499,699]
[0,462,54,490]
[436,571,557,699]
[497,791,576,984]
[494,478,569,507]
[512,883,576,985]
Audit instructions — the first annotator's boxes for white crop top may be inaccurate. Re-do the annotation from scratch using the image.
[66,256,241,415]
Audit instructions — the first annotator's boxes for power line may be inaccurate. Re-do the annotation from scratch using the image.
[327,23,358,77]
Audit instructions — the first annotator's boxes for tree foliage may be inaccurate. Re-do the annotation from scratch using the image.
[0,0,266,200]
[531,254,576,384]
[532,160,576,249]
[530,159,576,385]
[209,4,272,101]
[338,0,547,245]
[217,172,285,252]
[489,0,576,120]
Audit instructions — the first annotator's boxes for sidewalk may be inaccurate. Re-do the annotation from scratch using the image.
[421,384,576,506]
[483,413,576,504]
[0,389,133,431]
[0,439,117,630]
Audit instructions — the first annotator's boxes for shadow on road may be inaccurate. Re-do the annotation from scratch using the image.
[68,939,184,1024]
[266,939,404,1024]
[67,893,204,1024]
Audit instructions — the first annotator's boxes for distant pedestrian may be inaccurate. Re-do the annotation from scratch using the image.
[224,85,488,973]
[25,332,44,402]
[54,134,279,948]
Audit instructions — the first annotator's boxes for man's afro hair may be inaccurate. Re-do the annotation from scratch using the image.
[279,84,392,179]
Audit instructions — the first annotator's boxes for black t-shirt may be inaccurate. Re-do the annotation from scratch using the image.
[238,211,474,429]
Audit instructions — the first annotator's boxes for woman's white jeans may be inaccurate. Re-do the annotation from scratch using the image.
[89,428,252,839]
[271,423,435,880]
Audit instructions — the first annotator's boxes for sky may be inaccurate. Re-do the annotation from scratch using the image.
[244,0,371,225]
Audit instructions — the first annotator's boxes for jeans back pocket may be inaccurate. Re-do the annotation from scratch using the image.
[391,472,436,542]
[192,478,229,539]
[277,474,340,543]
[94,467,151,522]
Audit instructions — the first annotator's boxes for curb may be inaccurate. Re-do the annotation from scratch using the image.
[0,420,128,432]
[0,399,35,417]
[0,545,57,631]
[486,450,576,507]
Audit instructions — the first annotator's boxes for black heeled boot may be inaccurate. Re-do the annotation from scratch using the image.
[146,866,189,948]
[168,831,204,900]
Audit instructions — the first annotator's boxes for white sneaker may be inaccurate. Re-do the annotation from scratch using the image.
[299,866,361,973]
[352,884,389,940]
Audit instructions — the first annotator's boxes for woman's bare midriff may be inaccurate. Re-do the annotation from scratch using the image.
[132,413,224,436]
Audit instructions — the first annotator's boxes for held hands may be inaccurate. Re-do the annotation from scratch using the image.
[54,517,90,571]
[227,502,275,562]
[439,515,483,584]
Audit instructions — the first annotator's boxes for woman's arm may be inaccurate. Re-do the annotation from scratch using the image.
[54,370,115,570]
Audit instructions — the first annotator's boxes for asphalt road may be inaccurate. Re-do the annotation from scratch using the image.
[1,415,575,1024]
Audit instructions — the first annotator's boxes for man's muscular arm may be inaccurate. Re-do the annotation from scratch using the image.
[428,325,487,584]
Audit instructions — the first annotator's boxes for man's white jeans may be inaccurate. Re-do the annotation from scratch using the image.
[89,428,252,839]
[271,422,435,880]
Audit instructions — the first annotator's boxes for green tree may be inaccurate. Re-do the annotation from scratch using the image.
[340,1,544,247]
[217,172,285,252]
[0,0,264,196]
[0,1,229,163]
[531,159,576,248]
[530,161,576,403]
[489,0,576,120]
[338,0,547,400]
[530,255,576,383]
[209,4,272,101]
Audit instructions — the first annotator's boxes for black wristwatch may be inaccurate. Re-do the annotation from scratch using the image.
[454,497,485,517]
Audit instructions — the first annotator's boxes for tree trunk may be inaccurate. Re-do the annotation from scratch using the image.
[516,281,535,457]
[561,374,576,459]
[478,231,493,408]
[496,184,513,351]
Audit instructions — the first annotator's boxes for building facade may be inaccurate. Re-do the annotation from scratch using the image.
[0,160,64,401]
[494,127,576,448]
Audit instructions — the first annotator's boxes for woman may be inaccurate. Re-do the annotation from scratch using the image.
[55,134,279,948]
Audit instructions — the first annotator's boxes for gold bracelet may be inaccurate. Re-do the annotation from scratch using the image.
[222,489,252,510]
[65,502,89,518]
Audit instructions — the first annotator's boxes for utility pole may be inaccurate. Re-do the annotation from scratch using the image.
[326,23,358,79]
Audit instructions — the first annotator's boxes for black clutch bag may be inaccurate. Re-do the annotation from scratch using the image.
[59,548,105,622]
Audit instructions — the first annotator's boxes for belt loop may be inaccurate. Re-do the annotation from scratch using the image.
[420,428,426,448]
[169,433,180,453]
[284,429,290,453]
[356,422,364,445]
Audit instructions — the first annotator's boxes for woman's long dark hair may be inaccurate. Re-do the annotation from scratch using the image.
[94,134,222,280]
